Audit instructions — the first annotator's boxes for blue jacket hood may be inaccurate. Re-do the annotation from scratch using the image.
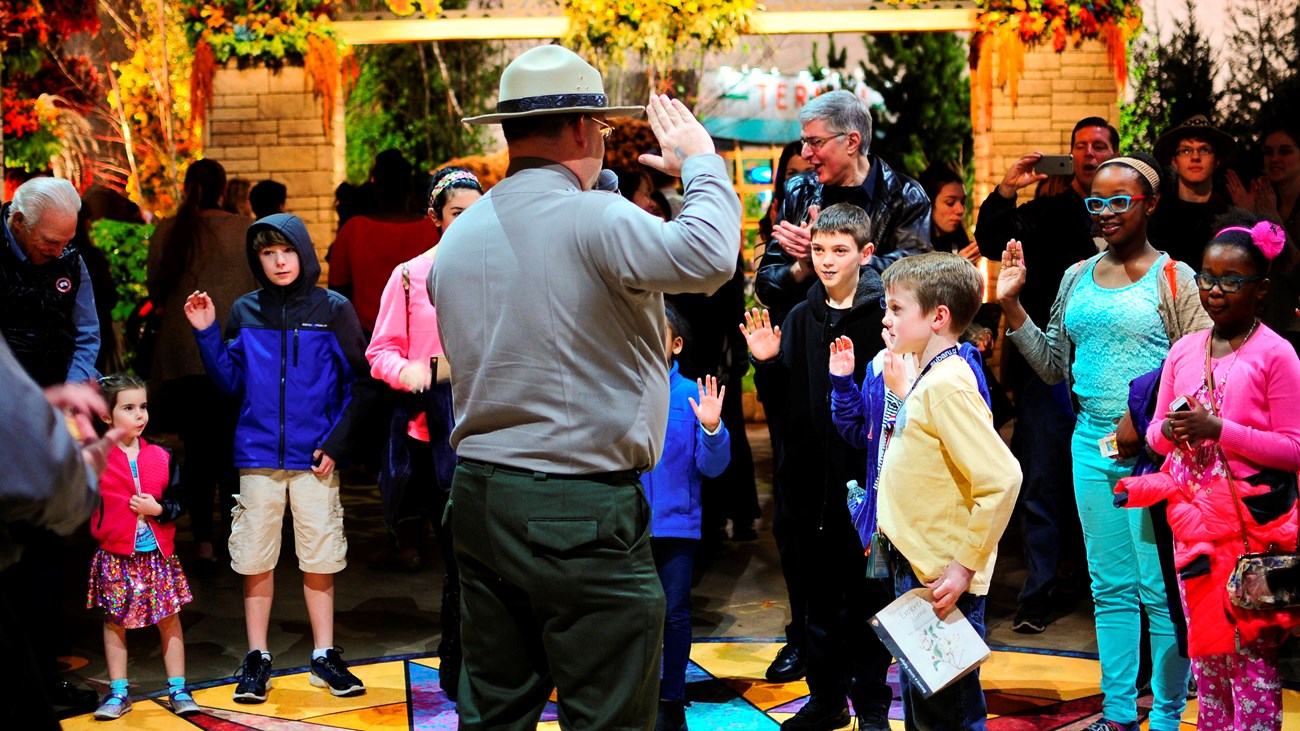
[246,213,320,298]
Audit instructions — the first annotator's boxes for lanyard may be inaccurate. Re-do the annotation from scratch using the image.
[883,346,960,445]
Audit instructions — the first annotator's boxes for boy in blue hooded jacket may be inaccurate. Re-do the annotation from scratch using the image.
[641,302,730,731]
[184,213,373,704]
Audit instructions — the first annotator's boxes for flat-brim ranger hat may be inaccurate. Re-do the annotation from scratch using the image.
[463,45,643,125]
[1154,115,1238,166]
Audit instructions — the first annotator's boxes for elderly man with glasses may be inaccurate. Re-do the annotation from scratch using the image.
[751,89,931,731]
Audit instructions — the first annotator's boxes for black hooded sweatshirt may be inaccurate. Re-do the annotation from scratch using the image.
[759,267,887,527]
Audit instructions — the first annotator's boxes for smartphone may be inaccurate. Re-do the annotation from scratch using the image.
[1035,154,1074,176]
[1170,395,1192,412]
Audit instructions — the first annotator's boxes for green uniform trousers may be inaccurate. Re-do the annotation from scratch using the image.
[449,460,666,730]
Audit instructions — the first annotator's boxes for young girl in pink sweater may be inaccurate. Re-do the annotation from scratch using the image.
[365,166,482,701]
[87,375,196,720]
[1117,211,1300,730]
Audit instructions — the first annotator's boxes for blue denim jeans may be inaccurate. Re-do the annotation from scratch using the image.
[1012,374,1080,604]
[652,537,697,702]
[892,552,987,731]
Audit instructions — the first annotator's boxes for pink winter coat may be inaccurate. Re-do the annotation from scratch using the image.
[1118,325,1300,657]
[89,440,184,557]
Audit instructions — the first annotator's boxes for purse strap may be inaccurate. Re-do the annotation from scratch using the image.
[401,262,411,345]
[1205,338,1254,556]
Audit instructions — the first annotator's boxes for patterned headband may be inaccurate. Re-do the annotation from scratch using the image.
[429,170,481,205]
[1098,156,1161,195]
[1215,221,1287,260]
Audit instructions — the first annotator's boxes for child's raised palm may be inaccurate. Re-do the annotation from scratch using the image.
[829,336,855,377]
[688,375,725,433]
[739,308,781,361]
[183,290,217,330]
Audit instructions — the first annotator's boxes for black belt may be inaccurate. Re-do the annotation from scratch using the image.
[457,457,640,484]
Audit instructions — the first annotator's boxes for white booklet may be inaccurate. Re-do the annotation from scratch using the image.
[869,587,991,698]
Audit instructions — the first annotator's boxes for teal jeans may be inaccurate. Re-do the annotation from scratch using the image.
[1072,414,1190,730]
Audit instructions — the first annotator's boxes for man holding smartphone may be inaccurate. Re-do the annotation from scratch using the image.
[974,116,1118,634]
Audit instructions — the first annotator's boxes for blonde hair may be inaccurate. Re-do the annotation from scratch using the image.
[881,252,983,333]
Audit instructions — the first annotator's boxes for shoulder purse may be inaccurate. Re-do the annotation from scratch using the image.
[1206,339,1300,611]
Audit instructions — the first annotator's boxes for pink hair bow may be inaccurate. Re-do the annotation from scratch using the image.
[1217,222,1287,260]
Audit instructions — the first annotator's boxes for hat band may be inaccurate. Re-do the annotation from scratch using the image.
[497,93,609,115]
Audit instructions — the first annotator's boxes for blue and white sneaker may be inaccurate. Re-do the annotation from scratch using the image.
[232,651,272,703]
[310,648,366,697]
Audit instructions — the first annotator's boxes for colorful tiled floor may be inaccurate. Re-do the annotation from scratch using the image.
[59,640,1300,729]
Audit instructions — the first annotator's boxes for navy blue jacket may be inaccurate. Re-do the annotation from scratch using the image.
[194,214,372,470]
[640,362,731,539]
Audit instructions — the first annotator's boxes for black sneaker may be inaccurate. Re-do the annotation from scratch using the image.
[781,696,850,731]
[233,650,272,703]
[310,648,366,697]
[1012,598,1049,634]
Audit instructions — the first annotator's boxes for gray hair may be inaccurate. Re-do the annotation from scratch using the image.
[799,90,873,156]
[11,177,81,230]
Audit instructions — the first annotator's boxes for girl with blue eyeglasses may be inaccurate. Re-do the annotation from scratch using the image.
[997,152,1210,731]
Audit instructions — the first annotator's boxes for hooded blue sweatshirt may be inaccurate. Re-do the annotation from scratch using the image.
[193,214,372,470]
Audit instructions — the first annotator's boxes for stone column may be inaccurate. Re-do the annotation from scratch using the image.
[203,63,345,275]
[972,39,1120,210]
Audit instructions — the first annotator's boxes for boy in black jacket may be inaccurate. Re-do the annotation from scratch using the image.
[741,203,894,731]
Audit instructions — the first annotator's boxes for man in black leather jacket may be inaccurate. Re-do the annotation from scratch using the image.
[755,90,932,325]
[752,89,930,716]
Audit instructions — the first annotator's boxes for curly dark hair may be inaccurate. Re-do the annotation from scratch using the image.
[1208,207,1291,275]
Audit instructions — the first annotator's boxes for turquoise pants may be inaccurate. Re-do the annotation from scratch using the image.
[1072,414,1190,730]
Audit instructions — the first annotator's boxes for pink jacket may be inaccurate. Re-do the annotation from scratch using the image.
[90,439,184,556]
[1121,325,1300,656]
[366,253,442,442]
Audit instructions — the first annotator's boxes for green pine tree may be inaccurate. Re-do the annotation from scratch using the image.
[1221,0,1298,150]
[345,37,500,183]
[857,32,972,180]
[1120,0,1220,154]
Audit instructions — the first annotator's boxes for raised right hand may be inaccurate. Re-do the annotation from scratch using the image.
[997,240,1027,304]
[829,336,855,377]
[739,308,781,362]
[183,290,216,331]
[638,95,715,178]
[997,153,1048,199]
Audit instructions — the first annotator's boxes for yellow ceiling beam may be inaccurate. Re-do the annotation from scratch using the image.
[335,9,977,45]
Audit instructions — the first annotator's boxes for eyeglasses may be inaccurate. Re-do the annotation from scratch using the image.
[800,133,846,151]
[1194,273,1264,293]
[1176,146,1215,158]
[585,116,614,141]
[1083,195,1148,214]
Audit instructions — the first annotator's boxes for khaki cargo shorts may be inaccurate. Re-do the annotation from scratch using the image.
[229,469,348,575]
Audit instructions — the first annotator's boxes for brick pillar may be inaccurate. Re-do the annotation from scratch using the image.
[972,39,1120,210]
[203,62,345,276]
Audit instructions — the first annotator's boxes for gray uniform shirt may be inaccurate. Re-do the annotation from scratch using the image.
[428,154,740,474]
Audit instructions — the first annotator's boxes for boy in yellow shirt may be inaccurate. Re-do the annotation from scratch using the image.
[876,252,1022,728]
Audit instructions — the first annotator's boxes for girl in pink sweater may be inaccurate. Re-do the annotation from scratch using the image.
[1117,211,1300,730]
[87,375,196,720]
[365,166,481,701]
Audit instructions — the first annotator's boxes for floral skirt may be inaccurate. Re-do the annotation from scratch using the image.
[87,549,192,629]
